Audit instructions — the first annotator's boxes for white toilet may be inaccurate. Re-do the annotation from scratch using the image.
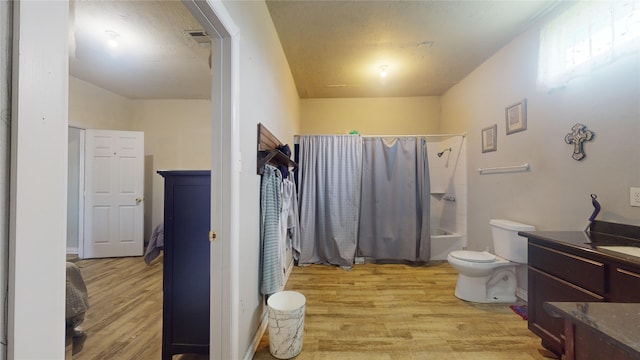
[447,219,535,303]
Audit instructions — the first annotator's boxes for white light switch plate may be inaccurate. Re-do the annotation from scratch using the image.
[631,187,640,207]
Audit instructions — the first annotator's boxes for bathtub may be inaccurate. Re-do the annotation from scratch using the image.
[430,229,463,261]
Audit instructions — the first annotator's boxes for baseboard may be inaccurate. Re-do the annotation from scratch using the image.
[516,287,528,302]
[244,258,295,360]
[244,311,268,360]
[284,258,294,284]
[66,247,78,255]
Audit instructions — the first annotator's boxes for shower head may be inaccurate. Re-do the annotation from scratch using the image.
[437,148,452,158]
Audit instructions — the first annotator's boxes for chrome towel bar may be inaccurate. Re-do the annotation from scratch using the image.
[477,163,530,175]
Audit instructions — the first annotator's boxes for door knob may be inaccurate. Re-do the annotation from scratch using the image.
[136,197,143,205]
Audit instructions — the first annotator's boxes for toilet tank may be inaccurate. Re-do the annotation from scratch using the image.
[490,219,536,263]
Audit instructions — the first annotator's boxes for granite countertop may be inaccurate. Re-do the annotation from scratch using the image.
[544,302,640,356]
[518,229,640,266]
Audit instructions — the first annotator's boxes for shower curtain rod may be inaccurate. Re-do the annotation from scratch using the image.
[293,133,466,143]
[360,133,466,138]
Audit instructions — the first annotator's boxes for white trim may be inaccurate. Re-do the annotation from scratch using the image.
[66,247,79,255]
[227,31,241,360]
[78,129,85,259]
[10,1,68,358]
[182,1,240,359]
[284,259,294,283]
[68,122,88,130]
[243,312,268,360]
[243,260,295,360]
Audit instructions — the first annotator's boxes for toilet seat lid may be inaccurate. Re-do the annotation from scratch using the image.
[450,250,496,263]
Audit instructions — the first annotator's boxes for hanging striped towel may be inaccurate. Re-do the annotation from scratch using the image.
[260,165,283,295]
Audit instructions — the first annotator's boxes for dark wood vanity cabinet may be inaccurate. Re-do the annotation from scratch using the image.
[544,302,640,360]
[610,265,640,302]
[527,242,605,355]
[522,221,640,357]
[158,171,211,360]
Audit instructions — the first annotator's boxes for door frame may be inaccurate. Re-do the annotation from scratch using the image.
[182,1,240,359]
[10,1,69,358]
[10,0,239,358]
[68,126,86,257]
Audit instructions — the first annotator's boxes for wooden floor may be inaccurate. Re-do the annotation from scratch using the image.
[254,262,557,360]
[68,255,167,359]
[69,256,556,360]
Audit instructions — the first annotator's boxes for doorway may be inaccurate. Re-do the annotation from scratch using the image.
[67,127,145,259]
[10,1,239,359]
[183,1,240,358]
[67,127,84,255]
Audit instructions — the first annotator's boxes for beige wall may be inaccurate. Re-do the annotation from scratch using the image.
[68,78,213,247]
[441,11,640,256]
[69,76,133,130]
[220,1,300,356]
[129,99,212,242]
[300,96,440,135]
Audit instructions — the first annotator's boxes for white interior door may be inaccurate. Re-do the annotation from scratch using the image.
[82,129,144,259]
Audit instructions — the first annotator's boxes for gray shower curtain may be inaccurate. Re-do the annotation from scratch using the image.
[298,135,362,268]
[357,137,431,262]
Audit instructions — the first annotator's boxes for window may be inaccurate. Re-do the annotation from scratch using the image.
[538,1,640,89]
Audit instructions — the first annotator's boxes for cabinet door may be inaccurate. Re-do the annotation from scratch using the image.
[528,267,604,356]
[572,322,639,360]
[162,172,211,358]
[610,266,640,302]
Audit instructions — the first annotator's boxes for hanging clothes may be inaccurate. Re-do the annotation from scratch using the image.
[280,178,301,263]
[260,164,283,295]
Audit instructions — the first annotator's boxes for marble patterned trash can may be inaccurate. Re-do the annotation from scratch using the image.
[267,291,306,359]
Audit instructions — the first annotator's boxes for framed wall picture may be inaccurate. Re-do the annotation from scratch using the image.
[505,99,527,134]
[481,124,497,153]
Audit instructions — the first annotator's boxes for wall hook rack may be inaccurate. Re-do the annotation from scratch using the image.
[257,123,297,175]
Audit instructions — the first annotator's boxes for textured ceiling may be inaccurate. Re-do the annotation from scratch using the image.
[69,1,561,100]
[266,0,561,98]
[69,0,211,99]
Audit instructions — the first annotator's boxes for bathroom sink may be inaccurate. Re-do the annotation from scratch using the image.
[597,246,640,260]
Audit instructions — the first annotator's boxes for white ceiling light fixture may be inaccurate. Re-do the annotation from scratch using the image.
[379,65,389,78]
[105,30,120,48]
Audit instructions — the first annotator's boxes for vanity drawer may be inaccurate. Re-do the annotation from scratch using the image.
[528,267,604,355]
[610,266,640,302]
[529,243,605,295]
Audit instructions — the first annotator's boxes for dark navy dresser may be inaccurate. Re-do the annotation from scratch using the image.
[158,170,211,360]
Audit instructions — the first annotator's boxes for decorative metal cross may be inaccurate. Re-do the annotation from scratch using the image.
[564,123,595,161]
